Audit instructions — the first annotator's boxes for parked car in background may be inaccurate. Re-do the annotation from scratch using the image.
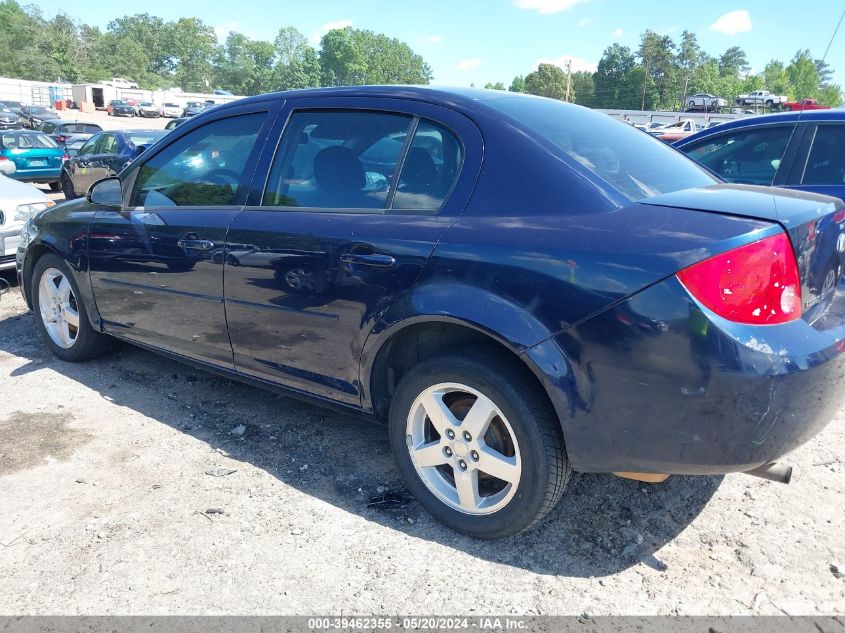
[0,100,24,112]
[107,100,135,117]
[164,117,188,131]
[17,87,845,538]
[59,129,166,200]
[0,106,22,130]
[18,106,58,129]
[213,89,234,96]
[649,118,701,142]
[782,99,831,112]
[685,93,727,112]
[101,78,139,89]
[0,175,54,270]
[675,109,845,203]
[0,130,65,190]
[159,102,182,118]
[36,120,102,149]
[735,90,788,109]
[183,102,206,117]
[136,101,160,118]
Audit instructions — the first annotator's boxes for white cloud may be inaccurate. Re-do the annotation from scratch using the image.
[455,58,482,71]
[535,54,597,73]
[613,28,624,37]
[309,19,353,45]
[709,10,751,35]
[513,0,585,14]
[577,18,592,28]
[423,34,444,44]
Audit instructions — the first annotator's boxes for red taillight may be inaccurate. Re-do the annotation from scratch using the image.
[676,233,802,325]
[833,209,845,224]
[62,154,70,161]
[0,156,7,161]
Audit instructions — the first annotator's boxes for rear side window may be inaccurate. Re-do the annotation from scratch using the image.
[681,125,793,186]
[802,126,845,185]
[98,135,117,154]
[132,113,265,207]
[263,110,414,210]
[393,120,463,211]
[485,95,715,201]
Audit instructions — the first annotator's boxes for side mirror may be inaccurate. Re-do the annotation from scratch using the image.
[87,177,123,208]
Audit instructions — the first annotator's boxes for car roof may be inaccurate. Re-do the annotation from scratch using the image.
[674,109,845,148]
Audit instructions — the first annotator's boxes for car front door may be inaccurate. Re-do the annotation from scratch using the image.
[87,102,281,365]
[223,98,482,405]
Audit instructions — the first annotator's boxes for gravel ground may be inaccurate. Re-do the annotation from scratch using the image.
[0,271,843,615]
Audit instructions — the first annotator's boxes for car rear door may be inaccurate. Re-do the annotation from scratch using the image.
[783,121,845,202]
[87,101,282,366]
[223,97,483,405]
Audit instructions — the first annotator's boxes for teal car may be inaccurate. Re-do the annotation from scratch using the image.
[0,131,66,191]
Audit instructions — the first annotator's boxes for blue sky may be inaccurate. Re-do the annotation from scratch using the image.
[31,0,845,86]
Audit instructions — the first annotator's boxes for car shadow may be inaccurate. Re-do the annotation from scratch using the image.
[0,294,721,577]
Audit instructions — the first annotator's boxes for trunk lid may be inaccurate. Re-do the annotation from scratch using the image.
[644,183,845,322]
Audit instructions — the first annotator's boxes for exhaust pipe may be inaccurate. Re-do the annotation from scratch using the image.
[745,462,792,484]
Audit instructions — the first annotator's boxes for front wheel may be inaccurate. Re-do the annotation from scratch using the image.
[32,254,112,362]
[388,349,570,538]
[60,171,76,200]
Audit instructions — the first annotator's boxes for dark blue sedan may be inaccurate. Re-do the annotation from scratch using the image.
[16,87,845,538]
[59,129,166,200]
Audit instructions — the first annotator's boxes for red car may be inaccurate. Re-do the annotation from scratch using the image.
[782,99,830,111]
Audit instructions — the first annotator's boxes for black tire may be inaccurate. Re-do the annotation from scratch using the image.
[60,171,76,200]
[388,348,570,538]
[48,180,61,192]
[765,100,773,108]
[31,253,112,362]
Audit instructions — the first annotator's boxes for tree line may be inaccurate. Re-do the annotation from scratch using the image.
[487,30,842,110]
[0,0,431,93]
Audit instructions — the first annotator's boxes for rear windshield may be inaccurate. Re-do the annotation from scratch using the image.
[484,95,717,201]
[64,123,101,134]
[128,132,165,146]
[1,133,58,149]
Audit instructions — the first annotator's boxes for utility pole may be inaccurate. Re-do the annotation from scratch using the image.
[564,59,572,102]
[641,59,649,110]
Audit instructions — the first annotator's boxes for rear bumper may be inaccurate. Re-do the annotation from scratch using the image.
[526,275,845,474]
[9,168,61,182]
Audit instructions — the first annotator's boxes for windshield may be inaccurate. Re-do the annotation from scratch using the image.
[484,95,717,202]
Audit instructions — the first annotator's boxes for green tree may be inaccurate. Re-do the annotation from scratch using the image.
[170,17,216,91]
[718,46,749,78]
[763,60,790,96]
[524,63,567,100]
[319,27,431,86]
[570,71,594,107]
[106,14,174,76]
[787,49,820,100]
[273,26,321,90]
[484,81,506,90]
[818,84,843,107]
[509,75,525,93]
[676,30,701,107]
[637,30,675,109]
[593,44,637,108]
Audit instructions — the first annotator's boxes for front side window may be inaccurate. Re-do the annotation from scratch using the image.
[802,125,845,185]
[263,110,413,210]
[392,120,463,211]
[681,125,793,185]
[132,112,265,207]
[98,135,117,154]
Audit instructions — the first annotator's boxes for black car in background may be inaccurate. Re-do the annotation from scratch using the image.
[18,105,58,129]
[0,105,22,130]
[107,100,135,117]
[0,100,24,112]
[60,129,166,200]
[36,120,103,149]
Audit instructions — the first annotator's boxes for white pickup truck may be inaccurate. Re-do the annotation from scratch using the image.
[734,90,788,108]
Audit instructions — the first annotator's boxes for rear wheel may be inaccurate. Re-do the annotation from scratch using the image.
[388,349,570,538]
[32,254,112,362]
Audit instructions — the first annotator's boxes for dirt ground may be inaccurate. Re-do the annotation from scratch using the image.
[0,271,843,615]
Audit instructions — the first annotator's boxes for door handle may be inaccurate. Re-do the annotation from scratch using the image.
[340,253,396,268]
[178,239,215,251]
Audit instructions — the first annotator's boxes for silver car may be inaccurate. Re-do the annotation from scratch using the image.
[685,93,728,112]
[0,175,54,270]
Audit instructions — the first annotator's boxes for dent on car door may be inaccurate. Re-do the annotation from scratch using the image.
[87,107,278,365]
[224,99,482,404]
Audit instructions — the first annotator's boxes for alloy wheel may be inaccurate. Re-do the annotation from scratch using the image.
[38,268,80,349]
